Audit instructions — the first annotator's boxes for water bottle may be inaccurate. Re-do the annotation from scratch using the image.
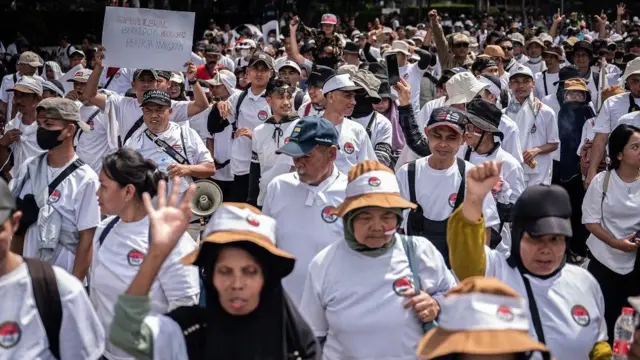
[613,307,636,360]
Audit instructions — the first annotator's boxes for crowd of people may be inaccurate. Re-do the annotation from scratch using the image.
[3,2,640,359]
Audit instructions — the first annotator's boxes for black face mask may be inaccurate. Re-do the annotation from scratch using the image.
[351,94,374,118]
[37,127,64,150]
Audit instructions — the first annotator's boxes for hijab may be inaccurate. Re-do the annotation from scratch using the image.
[343,207,404,257]
[506,221,566,280]
[197,242,319,360]
[43,61,63,81]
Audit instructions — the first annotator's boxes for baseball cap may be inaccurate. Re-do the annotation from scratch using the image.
[0,178,15,224]
[425,107,469,135]
[67,68,92,83]
[248,52,274,69]
[36,97,91,132]
[9,76,43,96]
[275,59,301,74]
[509,33,525,45]
[205,69,237,94]
[322,74,361,94]
[471,57,497,74]
[509,64,534,80]
[170,72,184,84]
[321,13,338,25]
[69,49,86,59]
[134,69,160,80]
[445,72,489,106]
[512,184,572,237]
[17,51,42,68]
[140,90,171,107]
[275,116,340,157]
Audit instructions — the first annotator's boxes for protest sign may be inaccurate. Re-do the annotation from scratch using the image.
[262,20,279,44]
[102,6,195,71]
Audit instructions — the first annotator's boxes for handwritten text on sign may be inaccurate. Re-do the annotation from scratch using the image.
[102,7,195,71]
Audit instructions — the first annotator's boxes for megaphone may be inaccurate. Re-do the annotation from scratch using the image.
[191,179,223,217]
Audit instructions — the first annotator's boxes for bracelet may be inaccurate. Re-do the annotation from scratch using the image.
[188,79,198,85]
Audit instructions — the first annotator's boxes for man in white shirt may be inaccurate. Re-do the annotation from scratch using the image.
[523,37,546,75]
[386,40,434,115]
[263,116,346,305]
[0,178,105,360]
[56,36,76,71]
[0,51,44,121]
[0,76,46,180]
[535,45,563,99]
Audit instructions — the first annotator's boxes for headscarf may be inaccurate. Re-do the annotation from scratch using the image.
[43,61,62,81]
[343,207,404,257]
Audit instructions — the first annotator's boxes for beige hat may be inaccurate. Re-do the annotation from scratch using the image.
[17,51,42,68]
[36,97,91,132]
[67,68,92,83]
[563,78,589,92]
[331,161,416,217]
[526,37,545,49]
[444,72,490,106]
[452,33,470,45]
[8,76,43,96]
[620,58,640,85]
[417,277,549,359]
[387,40,411,56]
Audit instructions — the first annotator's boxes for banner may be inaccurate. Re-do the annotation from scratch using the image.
[101,6,195,71]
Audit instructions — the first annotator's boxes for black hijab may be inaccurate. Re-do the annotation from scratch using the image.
[197,241,320,360]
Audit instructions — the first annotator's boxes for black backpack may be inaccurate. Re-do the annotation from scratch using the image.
[25,259,62,359]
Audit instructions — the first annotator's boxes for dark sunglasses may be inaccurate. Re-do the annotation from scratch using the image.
[453,43,469,48]
[501,46,513,51]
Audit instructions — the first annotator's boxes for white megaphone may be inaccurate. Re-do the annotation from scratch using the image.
[191,179,223,217]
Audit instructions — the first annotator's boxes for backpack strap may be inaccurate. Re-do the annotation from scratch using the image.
[464,146,472,161]
[400,235,436,332]
[520,272,552,360]
[542,70,548,96]
[103,70,117,90]
[120,116,144,148]
[49,158,84,196]
[66,45,72,59]
[25,258,62,360]
[600,170,611,229]
[233,89,249,134]
[98,216,120,246]
[294,90,304,111]
[304,102,312,117]
[453,158,466,209]
[408,160,417,204]
[76,108,101,142]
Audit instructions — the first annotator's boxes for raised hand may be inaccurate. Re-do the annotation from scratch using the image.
[466,161,503,201]
[617,3,626,17]
[394,78,411,107]
[553,12,566,24]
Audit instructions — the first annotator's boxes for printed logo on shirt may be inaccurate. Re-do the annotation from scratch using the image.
[392,276,414,296]
[448,193,457,208]
[48,189,61,205]
[530,124,537,134]
[0,322,21,349]
[87,119,95,130]
[246,215,260,227]
[571,305,591,327]
[258,110,268,121]
[368,176,381,187]
[127,249,145,266]
[343,142,355,154]
[496,305,515,322]
[403,73,409,80]
[321,206,338,223]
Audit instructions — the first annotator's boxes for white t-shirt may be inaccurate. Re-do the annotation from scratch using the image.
[616,110,640,129]
[400,63,427,116]
[300,236,457,360]
[0,262,105,359]
[99,68,134,95]
[498,114,524,164]
[534,70,559,99]
[225,89,271,176]
[0,73,45,120]
[186,105,211,142]
[350,111,393,152]
[5,114,45,178]
[90,216,199,360]
[251,119,297,206]
[482,250,608,360]
[594,92,640,135]
[212,126,234,182]
[396,156,500,227]
[76,103,111,174]
[582,170,640,275]
[523,59,546,75]
[262,167,347,306]
[56,44,76,69]
[17,156,101,274]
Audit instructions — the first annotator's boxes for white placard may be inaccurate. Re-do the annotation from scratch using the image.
[262,20,279,44]
[101,6,195,71]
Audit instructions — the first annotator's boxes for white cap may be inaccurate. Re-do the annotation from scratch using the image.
[205,69,237,95]
[69,49,86,58]
[345,170,402,199]
[202,205,277,245]
[275,59,301,74]
[387,40,411,56]
[9,76,43,96]
[621,58,640,85]
[445,72,489,105]
[477,75,501,99]
[454,21,463,27]
[509,64,534,80]
[611,33,623,42]
[322,74,361,94]
[438,293,529,331]
[237,39,256,49]
[170,72,184,84]
[67,68,92,83]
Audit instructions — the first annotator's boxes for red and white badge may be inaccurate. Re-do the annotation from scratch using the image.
[496,305,515,322]
[343,142,355,154]
[530,124,537,134]
[258,110,268,121]
[392,276,414,296]
[127,249,145,266]
[321,206,338,223]
[48,189,61,204]
[571,305,590,327]
[0,322,21,349]
[448,193,457,208]
[246,215,260,227]
[368,176,381,187]
[87,119,95,131]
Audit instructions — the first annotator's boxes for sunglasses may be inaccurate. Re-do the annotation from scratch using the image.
[501,46,513,51]
[453,43,469,48]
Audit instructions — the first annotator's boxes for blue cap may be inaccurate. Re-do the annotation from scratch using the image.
[276,116,339,157]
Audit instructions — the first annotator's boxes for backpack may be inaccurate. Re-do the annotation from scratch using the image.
[294,91,305,111]
[25,258,62,359]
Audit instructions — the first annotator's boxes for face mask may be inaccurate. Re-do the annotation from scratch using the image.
[529,55,542,62]
[268,37,275,43]
[36,127,64,150]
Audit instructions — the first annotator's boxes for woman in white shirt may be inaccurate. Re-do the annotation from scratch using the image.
[91,149,200,360]
[300,160,456,360]
[582,123,640,342]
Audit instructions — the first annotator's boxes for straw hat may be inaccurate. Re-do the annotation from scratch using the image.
[331,161,416,217]
[417,277,549,359]
[182,203,295,278]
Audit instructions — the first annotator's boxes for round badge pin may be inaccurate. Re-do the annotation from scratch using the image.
[48,189,61,205]
[321,206,338,223]
[127,249,145,266]
[392,276,414,296]
[246,216,260,227]
[447,193,457,208]
[571,305,591,327]
[87,120,95,130]
[368,177,381,187]
[343,142,355,154]
[258,110,268,121]
[496,305,515,322]
[530,124,537,134]
[0,322,21,349]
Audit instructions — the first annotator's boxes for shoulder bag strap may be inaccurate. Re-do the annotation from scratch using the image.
[401,235,437,332]
[76,108,101,142]
[601,170,611,229]
[103,70,117,89]
[464,146,472,161]
[365,112,376,139]
[542,70,548,96]
[453,158,466,209]
[120,116,144,148]
[144,128,190,165]
[520,273,551,360]
[304,102,312,117]
[408,160,417,204]
[13,73,17,85]
[25,258,62,359]
[98,216,121,246]
[48,158,84,196]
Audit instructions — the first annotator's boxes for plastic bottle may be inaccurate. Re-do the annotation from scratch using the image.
[613,307,635,360]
